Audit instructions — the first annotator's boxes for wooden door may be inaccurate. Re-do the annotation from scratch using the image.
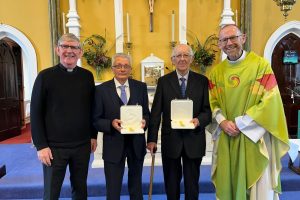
[0,39,22,141]
[272,33,300,138]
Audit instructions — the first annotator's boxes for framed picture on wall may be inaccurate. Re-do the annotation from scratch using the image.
[141,54,164,88]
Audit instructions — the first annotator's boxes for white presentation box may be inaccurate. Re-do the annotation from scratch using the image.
[171,99,195,129]
[120,105,144,134]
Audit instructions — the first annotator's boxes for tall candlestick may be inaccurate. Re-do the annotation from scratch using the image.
[62,12,66,34]
[171,10,175,42]
[126,12,130,42]
[235,9,238,26]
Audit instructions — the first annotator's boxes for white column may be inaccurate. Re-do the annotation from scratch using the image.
[66,0,82,66]
[220,0,235,27]
[179,0,187,44]
[220,0,235,60]
[114,0,124,53]
[66,0,81,37]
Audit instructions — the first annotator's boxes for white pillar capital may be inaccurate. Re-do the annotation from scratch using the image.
[179,0,187,44]
[114,0,124,53]
[220,0,235,27]
[66,0,81,66]
[66,0,81,38]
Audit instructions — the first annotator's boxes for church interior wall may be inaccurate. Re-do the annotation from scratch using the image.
[252,0,300,55]
[60,0,225,80]
[0,0,52,71]
[1,0,299,79]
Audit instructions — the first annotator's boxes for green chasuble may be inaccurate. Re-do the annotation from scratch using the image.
[208,52,289,200]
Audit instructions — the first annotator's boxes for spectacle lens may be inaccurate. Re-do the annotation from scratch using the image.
[218,35,242,45]
[59,44,81,50]
[113,64,131,69]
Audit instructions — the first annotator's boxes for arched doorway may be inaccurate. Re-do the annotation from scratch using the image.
[0,24,38,126]
[265,21,300,138]
[0,38,23,141]
[272,33,300,138]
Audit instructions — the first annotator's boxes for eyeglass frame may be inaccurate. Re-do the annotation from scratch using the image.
[112,64,132,70]
[218,34,244,46]
[59,44,81,50]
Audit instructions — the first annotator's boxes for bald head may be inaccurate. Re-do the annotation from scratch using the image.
[219,25,242,37]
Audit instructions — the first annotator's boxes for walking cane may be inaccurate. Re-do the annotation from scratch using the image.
[148,147,157,200]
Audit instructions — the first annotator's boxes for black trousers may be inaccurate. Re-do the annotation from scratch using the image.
[104,136,144,200]
[43,142,91,200]
[162,148,202,200]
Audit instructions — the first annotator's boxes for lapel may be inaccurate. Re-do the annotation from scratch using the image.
[107,79,123,106]
[168,71,182,99]
[127,79,136,105]
[185,71,194,98]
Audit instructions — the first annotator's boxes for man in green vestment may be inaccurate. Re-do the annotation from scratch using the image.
[208,24,290,200]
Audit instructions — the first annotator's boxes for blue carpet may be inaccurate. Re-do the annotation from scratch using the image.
[0,144,299,199]
[3,194,216,200]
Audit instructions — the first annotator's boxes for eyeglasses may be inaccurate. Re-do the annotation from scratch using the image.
[218,35,242,46]
[173,54,192,59]
[59,44,81,50]
[112,64,131,70]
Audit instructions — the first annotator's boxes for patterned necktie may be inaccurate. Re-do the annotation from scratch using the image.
[119,85,127,105]
[180,77,186,98]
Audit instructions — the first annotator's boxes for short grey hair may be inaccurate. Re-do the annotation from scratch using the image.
[57,33,81,48]
[111,53,132,66]
[171,44,194,58]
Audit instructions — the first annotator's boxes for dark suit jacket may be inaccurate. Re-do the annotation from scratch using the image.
[93,78,150,163]
[147,71,211,159]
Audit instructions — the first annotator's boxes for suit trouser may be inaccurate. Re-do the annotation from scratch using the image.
[104,136,144,200]
[43,142,91,200]
[162,148,202,200]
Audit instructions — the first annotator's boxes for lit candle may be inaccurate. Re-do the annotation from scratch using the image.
[126,12,130,42]
[235,9,238,26]
[62,12,66,34]
[171,10,175,42]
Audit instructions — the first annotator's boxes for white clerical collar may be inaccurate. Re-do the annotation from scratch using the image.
[114,78,129,88]
[227,50,247,64]
[59,64,77,72]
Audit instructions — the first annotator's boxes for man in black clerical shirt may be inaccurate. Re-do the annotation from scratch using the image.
[31,33,97,200]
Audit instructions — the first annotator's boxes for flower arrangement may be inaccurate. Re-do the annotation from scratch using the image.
[82,34,111,80]
[191,34,219,74]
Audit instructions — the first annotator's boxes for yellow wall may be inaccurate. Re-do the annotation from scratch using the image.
[61,0,224,81]
[0,0,52,71]
[252,0,300,56]
[1,0,300,80]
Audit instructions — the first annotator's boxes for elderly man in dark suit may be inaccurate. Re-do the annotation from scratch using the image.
[147,44,211,200]
[93,53,150,200]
